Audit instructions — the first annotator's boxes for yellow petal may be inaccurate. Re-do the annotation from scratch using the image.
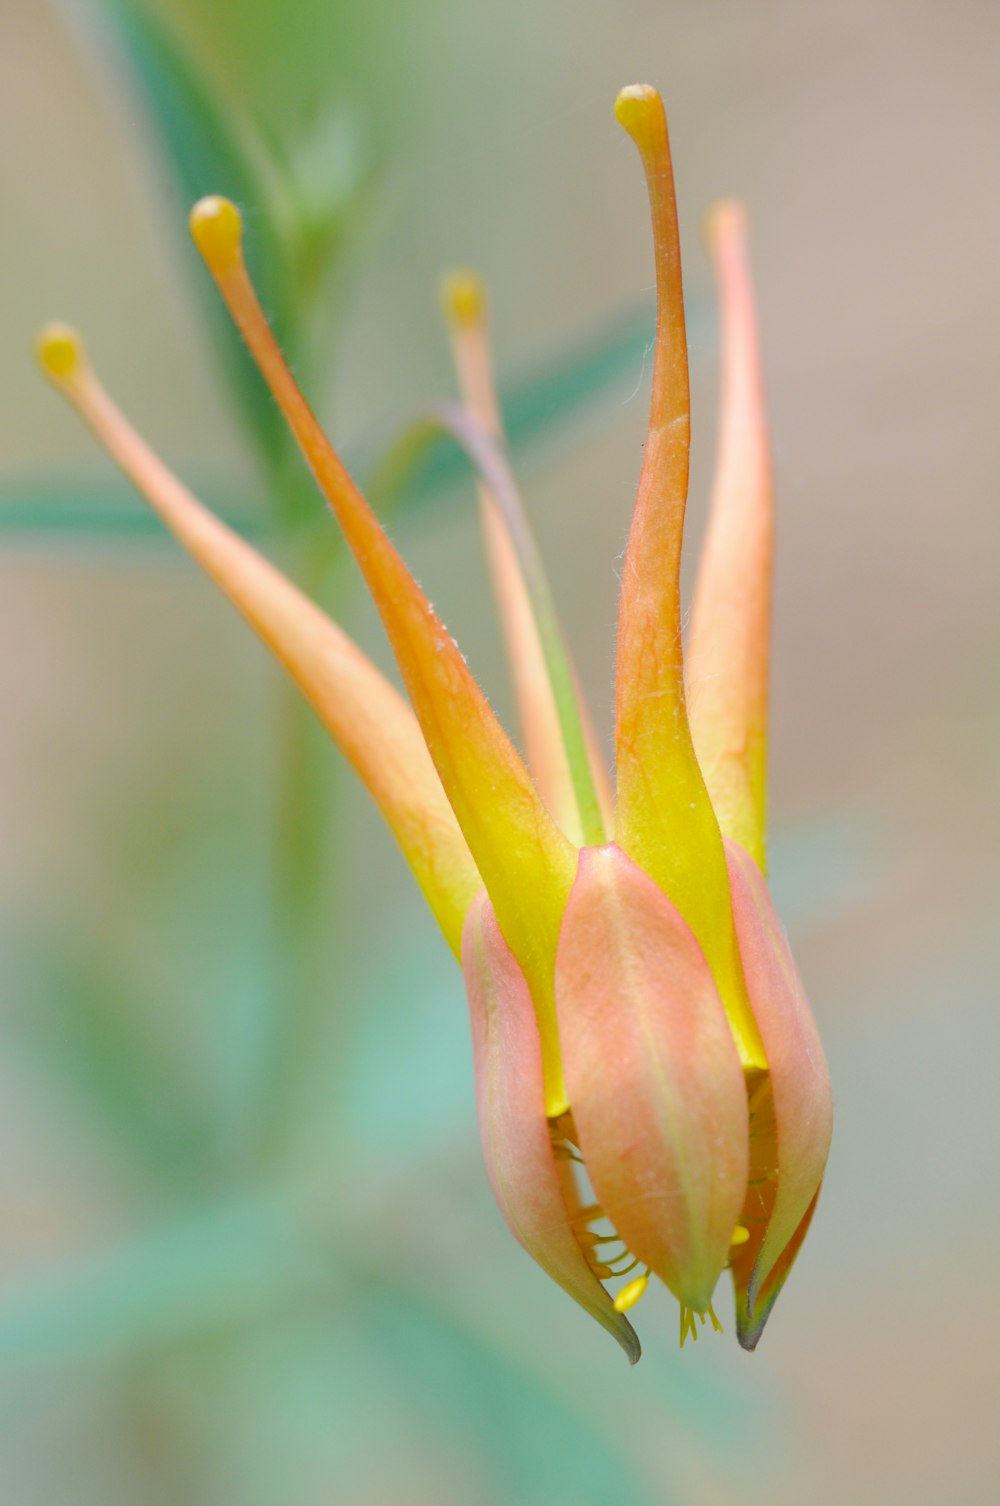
[688,203,773,871]
[611,88,765,1074]
[189,200,577,1112]
[36,324,482,955]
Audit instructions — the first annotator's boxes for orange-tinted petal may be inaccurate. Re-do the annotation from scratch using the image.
[688,203,773,871]
[190,198,577,1112]
[726,839,833,1336]
[555,843,748,1312]
[462,891,640,1362]
[732,1188,822,1351]
[611,88,766,1077]
[36,325,482,955]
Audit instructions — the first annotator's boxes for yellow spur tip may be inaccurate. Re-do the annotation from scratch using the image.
[36,323,86,384]
[614,83,664,150]
[189,195,244,272]
[440,268,488,327]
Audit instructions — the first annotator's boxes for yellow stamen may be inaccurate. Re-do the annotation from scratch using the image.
[730,1224,751,1247]
[189,194,578,1116]
[570,1204,604,1226]
[613,1274,649,1314]
[35,324,483,955]
[679,1300,724,1346]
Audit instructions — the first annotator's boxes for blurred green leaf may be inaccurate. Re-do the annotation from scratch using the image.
[0,475,271,542]
[94,0,295,465]
[11,929,216,1182]
[360,1280,662,1506]
[0,1196,316,1368]
[366,298,655,514]
[4,300,654,544]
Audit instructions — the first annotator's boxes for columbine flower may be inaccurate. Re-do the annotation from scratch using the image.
[37,83,831,1361]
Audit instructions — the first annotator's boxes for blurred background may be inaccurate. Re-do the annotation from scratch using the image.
[2,0,999,1502]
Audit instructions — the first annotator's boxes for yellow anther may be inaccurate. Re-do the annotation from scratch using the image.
[613,84,664,156]
[730,1224,751,1247]
[707,1302,723,1334]
[440,268,487,327]
[36,323,86,384]
[189,195,244,273]
[612,1274,648,1315]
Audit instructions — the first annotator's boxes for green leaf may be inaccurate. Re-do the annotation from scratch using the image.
[93,0,294,464]
[4,302,654,546]
[0,475,271,543]
[366,298,655,515]
[10,928,216,1182]
[0,1196,314,1367]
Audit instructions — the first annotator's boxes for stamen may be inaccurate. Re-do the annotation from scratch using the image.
[678,1300,723,1346]
[730,1225,751,1247]
[570,1204,604,1226]
[613,1274,649,1315]
[188,194,577,1117]
[440,271,612,849]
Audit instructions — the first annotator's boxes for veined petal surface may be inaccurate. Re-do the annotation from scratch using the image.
[462,893,640,1362]
[555,843,748,1312]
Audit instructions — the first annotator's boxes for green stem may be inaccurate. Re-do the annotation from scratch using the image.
[250,475,344,1167]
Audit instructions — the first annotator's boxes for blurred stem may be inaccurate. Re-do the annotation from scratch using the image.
[252,468,344,1167]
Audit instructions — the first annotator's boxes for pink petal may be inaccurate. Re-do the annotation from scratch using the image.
[556,844,749,1312]
[461,893,640,1362]
[726,839,833,1335]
